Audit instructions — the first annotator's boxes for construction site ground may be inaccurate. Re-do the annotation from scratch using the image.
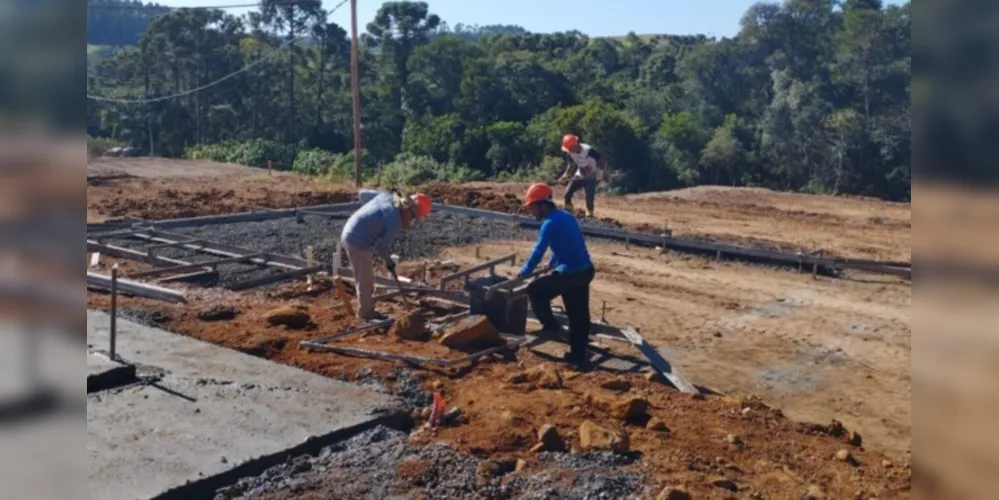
[87,158,912,499]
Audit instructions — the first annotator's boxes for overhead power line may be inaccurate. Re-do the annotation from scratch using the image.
[87,0,317,10]
[87,0,348,105]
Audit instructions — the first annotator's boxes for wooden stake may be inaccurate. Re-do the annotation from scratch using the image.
[305,245,314,287]
[349,0,363,188]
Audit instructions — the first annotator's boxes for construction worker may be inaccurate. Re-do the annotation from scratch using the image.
[340,190,432,321]
[518,182,596,370]
[557,134,606,217]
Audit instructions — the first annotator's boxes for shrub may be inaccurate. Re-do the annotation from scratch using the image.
[374,153,484,189]
[185,139,296,170]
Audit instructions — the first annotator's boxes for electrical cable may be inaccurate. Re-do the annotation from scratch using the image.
[86,0,348,104]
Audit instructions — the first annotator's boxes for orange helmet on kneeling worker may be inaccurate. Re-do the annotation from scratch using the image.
[561,133,580,152]
[410,192,432,218]
[523,183,554,206]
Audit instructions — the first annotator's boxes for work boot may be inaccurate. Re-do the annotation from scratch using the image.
[359,311,388,322]
[563,351,592,372]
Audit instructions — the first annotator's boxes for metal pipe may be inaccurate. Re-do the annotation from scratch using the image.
[438,254,516,289]
[110,264,118,360]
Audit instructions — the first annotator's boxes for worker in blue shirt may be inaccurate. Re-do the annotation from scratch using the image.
[518,182,596,370]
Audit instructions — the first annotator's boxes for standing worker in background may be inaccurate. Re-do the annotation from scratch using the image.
[557,134,606,218]
[518,182,596,370]
[340,190,432,321]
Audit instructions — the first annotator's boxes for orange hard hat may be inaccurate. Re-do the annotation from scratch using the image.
[561,134,579,151]
[410,193,432,218]
[523,183,554,206]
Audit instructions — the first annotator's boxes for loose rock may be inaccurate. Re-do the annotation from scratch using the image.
[537,424,566,452]
[390,313,430,341]
[657,486,692,500]
[600,379,632,392]
[439,315,505,349]
[609,397,649,420]
[805,484,826,499]
[197,305,238,322]
[525,365,564,389]
[475,459,516,488]
[710,476,739,492]
[645,371,666,384]
[726,434,743,445]
[579,420,629,454]
[849,430,863,447]
[835,449,855,465]
[647,418,669,432]
[265,305,311,329]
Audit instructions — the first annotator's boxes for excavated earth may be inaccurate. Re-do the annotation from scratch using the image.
[86,160,912,499]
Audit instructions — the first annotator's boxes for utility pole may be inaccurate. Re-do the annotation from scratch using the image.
[349,0,362,188]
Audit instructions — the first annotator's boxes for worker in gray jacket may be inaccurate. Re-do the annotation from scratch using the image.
[340,190,432,320]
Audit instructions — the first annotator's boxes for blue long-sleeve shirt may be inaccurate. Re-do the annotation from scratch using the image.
[519,209,592,277]
[341,191,402,257]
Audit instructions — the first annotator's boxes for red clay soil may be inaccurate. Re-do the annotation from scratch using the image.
[88,176,356,221]
[87,282,910,499]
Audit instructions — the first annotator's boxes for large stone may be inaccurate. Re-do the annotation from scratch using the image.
[197,305,238,322]
[578,420,629,454]
[609,397,649,420]
[439,315,505,349]
[390,313,430,341]
[537,424,566,451]
[265,305,311,329]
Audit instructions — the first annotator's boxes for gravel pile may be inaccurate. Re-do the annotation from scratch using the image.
[214,426,648,500]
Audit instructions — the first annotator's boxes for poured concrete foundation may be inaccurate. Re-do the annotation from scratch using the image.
[87,310,405,500]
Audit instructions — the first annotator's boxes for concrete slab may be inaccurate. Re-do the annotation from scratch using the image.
[87,352,136,393]
[86,310,405,500]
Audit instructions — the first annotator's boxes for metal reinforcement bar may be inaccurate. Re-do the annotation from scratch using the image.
[227,264,328,291]
[87,271,186,303]
[300,335,528,367]
[130,230,303,270]
[113,202,362,231]
[434,204,527,224]
[87,240,195,268]
[434,203,906,278]
[129,253,267,279]
[438,253,517,289]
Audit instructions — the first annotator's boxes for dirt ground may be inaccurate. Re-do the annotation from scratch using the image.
[87,158,913,498]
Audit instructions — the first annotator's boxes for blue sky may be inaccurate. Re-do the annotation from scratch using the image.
[155,0,907,38]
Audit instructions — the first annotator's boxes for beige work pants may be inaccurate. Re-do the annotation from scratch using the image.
[341,238,375,319]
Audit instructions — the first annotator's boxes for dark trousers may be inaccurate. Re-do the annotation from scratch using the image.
[564,178,596,213]
[526,266,595,362]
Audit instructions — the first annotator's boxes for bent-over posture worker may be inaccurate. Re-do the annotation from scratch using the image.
[340,190,432,320]
[557,133,606,218]
[518,182,596,370]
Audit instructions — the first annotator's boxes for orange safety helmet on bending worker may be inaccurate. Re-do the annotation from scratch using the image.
[561,134,580,152]
[523,183,555,206]
[410,192,432,218]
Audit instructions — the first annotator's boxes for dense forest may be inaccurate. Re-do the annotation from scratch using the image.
[87,0,913,201]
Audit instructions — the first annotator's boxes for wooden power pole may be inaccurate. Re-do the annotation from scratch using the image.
[349,0,363,188]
